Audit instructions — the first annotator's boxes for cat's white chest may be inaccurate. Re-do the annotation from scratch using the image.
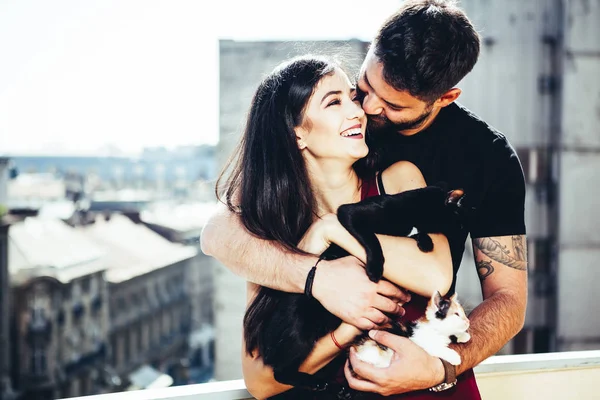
[411,327,462,366]
[410,328,449,352]
[354,340,394,368]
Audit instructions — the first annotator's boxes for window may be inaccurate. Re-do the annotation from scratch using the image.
[117,297,126,311]
[89,275,98,295]
[30,338,48,376]
[57,309,65,326]
[80,277,91,293]
[63,284,72,302]
[72,281,81,299]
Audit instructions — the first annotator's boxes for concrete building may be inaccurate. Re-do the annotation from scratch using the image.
[0,220,14,400]
[453,0,600,354]
[0,232,17,400]
[78,214,197,388]
[0,158,17,400]
[556,0,600,352]
[7,217,110,399]
[4,210,204,398]
[140,203,217,381]
[0,158,9,214]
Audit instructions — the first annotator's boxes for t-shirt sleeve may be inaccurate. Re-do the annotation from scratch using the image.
[470,138,527,239]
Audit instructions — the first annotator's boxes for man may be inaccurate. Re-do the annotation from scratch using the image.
[201,0,527,395]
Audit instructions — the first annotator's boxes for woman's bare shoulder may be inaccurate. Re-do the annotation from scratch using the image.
[381,161,426,194]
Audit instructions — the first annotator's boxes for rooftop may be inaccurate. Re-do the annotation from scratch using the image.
[77,214,197,283]
[6,213,198,286]
[8,216,107,285]
[141,202,219,234]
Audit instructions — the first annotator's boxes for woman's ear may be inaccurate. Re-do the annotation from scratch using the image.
[295,127,307,150]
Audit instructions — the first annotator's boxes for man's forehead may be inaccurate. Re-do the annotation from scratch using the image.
[359,56,422,107]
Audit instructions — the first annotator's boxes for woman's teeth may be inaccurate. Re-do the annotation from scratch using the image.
[341,128,362,137]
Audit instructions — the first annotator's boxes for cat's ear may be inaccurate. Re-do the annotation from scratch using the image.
[433,291,443,307]
[445,189,465,205]
[449,293,457,302]
[433,291,450,319]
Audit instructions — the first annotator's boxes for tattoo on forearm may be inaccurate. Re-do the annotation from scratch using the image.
[477,260,494,281]
[512,236,527,261]
[473,236,527,271]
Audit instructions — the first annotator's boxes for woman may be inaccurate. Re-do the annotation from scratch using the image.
[217,55,480,399]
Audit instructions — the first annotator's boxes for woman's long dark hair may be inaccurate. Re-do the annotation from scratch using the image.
[216,55,337,253]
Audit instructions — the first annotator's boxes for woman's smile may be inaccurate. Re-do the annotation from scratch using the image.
[340,124,364,139]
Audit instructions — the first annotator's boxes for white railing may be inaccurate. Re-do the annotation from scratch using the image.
[64,350,600,400]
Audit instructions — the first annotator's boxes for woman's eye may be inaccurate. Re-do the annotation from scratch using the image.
[327,99,341,107]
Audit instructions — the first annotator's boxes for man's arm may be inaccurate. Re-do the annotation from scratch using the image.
[201,204,311,293]
[344,234,527,394]
[201,205,409,330]
[454,234,527,374]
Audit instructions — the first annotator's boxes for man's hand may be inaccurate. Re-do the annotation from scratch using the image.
[312,257,410,330]
[344,330,444,395]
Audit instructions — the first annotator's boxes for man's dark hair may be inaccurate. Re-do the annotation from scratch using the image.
[372,0,480,102]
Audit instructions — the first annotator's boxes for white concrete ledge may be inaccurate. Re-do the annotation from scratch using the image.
[64,380,252,400]
[475,349,600,373]
[63,351,600,400]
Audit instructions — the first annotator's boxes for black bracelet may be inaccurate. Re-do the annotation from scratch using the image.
[304,258,323,299]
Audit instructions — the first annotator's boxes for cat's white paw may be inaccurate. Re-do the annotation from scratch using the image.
[441,349,462,366]
[354,340,394,368]
[457,331,471,343]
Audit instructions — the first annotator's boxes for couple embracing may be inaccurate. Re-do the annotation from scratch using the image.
[202,0,527,398]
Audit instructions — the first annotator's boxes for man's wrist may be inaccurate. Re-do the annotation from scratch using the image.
[301,256,324,296]
[430,356,446,387]
[292,255,320,293]
[428,358,458,393]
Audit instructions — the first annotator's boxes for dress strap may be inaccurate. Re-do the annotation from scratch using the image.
[376,172,387,195]
[361,175,380,200]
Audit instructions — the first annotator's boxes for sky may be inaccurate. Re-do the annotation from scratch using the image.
[0,0,402,156]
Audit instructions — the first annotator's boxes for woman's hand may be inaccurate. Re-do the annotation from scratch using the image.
[298,214,367,262]
[334,322,364,347]
[297,214,341,254]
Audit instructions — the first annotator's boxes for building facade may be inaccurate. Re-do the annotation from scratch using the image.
[0,219,16,400]
[78,214,197,388]
[0,158,17,400]
[139,203,216,381]
[8,217,110,399]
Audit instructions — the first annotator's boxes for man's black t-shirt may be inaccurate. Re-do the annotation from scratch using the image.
[377,102,526,289]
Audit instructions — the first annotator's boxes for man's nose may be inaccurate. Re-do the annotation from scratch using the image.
[362,93,384,115]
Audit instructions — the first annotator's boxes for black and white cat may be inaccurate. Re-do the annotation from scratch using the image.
[244,185,468,397]
[353,291,471,369]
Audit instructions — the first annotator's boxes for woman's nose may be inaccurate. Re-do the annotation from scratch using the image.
[348,100,366,120]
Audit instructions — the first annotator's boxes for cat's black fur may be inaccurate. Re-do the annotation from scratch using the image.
[243,185,466,399]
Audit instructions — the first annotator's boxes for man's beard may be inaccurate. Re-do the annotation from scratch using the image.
[366,104,434,135]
